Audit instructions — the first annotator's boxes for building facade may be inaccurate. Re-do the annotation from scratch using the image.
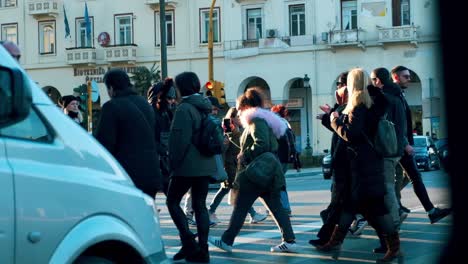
[0,0,444,154]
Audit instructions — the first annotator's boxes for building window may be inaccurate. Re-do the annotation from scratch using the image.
[392,0,411,26]
[155,10,175,47]
[1,0,17,8]
[200,7,220,44]
[1,23,18,44]
[76,17,94,48]
[341,0,357,30]
[289,4,305,36]
[401,0,410,25]
[246,8,262,40]
[115,14,133,45]
[39,21,55,54]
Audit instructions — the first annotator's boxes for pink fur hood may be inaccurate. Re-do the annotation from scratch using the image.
[239,107,287,139]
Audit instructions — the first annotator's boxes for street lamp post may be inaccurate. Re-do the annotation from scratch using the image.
[303,74,312,154]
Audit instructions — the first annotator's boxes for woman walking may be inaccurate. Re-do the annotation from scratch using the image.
[209,88,298,253]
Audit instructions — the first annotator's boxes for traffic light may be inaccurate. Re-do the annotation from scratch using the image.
[213,81,226,105]
[205,81,214,96]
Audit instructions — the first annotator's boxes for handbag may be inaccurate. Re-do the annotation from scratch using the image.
[241,151,283,190]
[210,154,228,183]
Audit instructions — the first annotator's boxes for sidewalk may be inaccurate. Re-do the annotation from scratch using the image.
[285,166,322,178]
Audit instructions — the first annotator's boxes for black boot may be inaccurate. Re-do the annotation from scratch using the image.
[186,244,210,263]
[309,238,327,248]
[174,235,198,261]
[373,232,387,254]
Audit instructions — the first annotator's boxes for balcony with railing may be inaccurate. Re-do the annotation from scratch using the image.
[377,24,419,47]
[328,29,365,50]
[104,44,138,64]
[28,0,59,18]
[65,47,97,66]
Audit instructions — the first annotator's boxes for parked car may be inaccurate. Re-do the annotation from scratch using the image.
[322,153,332,179]
[435,138,449,170]
[0,47,169,264]
[413,135,440,171]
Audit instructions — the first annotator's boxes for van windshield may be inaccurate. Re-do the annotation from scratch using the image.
[414,137,427,147]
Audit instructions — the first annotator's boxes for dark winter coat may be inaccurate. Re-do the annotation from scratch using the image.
[168,94,216,177]
[234,107,287,192]
[321,103,350,186]
[330,91,388,205]
[95,89,162,197]
[399,88,414,146]
[378,83,408,156]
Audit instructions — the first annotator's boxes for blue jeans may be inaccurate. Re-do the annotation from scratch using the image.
[208,186,256,217]
[280,163,292,214]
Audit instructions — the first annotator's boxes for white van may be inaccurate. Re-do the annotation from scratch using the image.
[0,47,169,263]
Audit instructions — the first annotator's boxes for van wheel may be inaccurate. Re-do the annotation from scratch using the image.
[74,256,115,264]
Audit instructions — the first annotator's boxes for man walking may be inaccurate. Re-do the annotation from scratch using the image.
[391,65,451,224]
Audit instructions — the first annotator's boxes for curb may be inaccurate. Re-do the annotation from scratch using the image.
[285,168,323,179]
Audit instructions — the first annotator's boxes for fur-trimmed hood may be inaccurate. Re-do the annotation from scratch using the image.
[239,107,287,139]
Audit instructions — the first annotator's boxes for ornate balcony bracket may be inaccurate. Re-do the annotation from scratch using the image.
[66,48,97,66]
[377,24,419,49]
[328,28,366,52]
[28,0,60,19]
[104,45,138,64]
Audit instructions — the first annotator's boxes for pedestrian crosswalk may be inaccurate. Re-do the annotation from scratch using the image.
[155,191,451,263]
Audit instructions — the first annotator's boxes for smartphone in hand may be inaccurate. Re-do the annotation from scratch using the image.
[223,118,232,133]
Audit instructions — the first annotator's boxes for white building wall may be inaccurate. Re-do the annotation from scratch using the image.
[0,0,444,154]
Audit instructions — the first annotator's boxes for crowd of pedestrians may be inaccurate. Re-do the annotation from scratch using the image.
[2,40,451,263]
[88,67,450,263]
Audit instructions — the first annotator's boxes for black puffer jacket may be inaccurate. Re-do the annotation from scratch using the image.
[95,89,162,197]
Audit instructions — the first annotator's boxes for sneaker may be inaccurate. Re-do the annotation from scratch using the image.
[210,213,220,223]
[250,213,267,224]
[187,217,197,226]
[349,219,358,233]
[208,236,233,252]
[270,241,299,253]
[429,207,452,224]
[352,218,368,236]
[209,220,217,227]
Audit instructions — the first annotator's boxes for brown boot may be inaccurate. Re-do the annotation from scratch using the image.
[378,232,402,262]
[317,225,347,252]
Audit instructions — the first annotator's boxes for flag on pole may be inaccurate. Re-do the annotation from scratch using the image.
[63,5,70,38]
[84,2,91,43]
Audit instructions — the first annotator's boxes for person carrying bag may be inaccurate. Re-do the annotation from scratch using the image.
[209,88,298,254]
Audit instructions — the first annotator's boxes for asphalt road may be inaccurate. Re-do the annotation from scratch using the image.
[156,168,452,263]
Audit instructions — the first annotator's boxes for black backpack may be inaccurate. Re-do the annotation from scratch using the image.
[277,128,296,163]
[365,112,398,157]
[193,112,224,156]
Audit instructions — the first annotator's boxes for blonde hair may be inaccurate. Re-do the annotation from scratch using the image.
[342,68,372,115]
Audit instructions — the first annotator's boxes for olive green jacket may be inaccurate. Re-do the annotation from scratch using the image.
[233,107,287,192]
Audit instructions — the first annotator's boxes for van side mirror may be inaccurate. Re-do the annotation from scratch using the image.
[0,66,32,128]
